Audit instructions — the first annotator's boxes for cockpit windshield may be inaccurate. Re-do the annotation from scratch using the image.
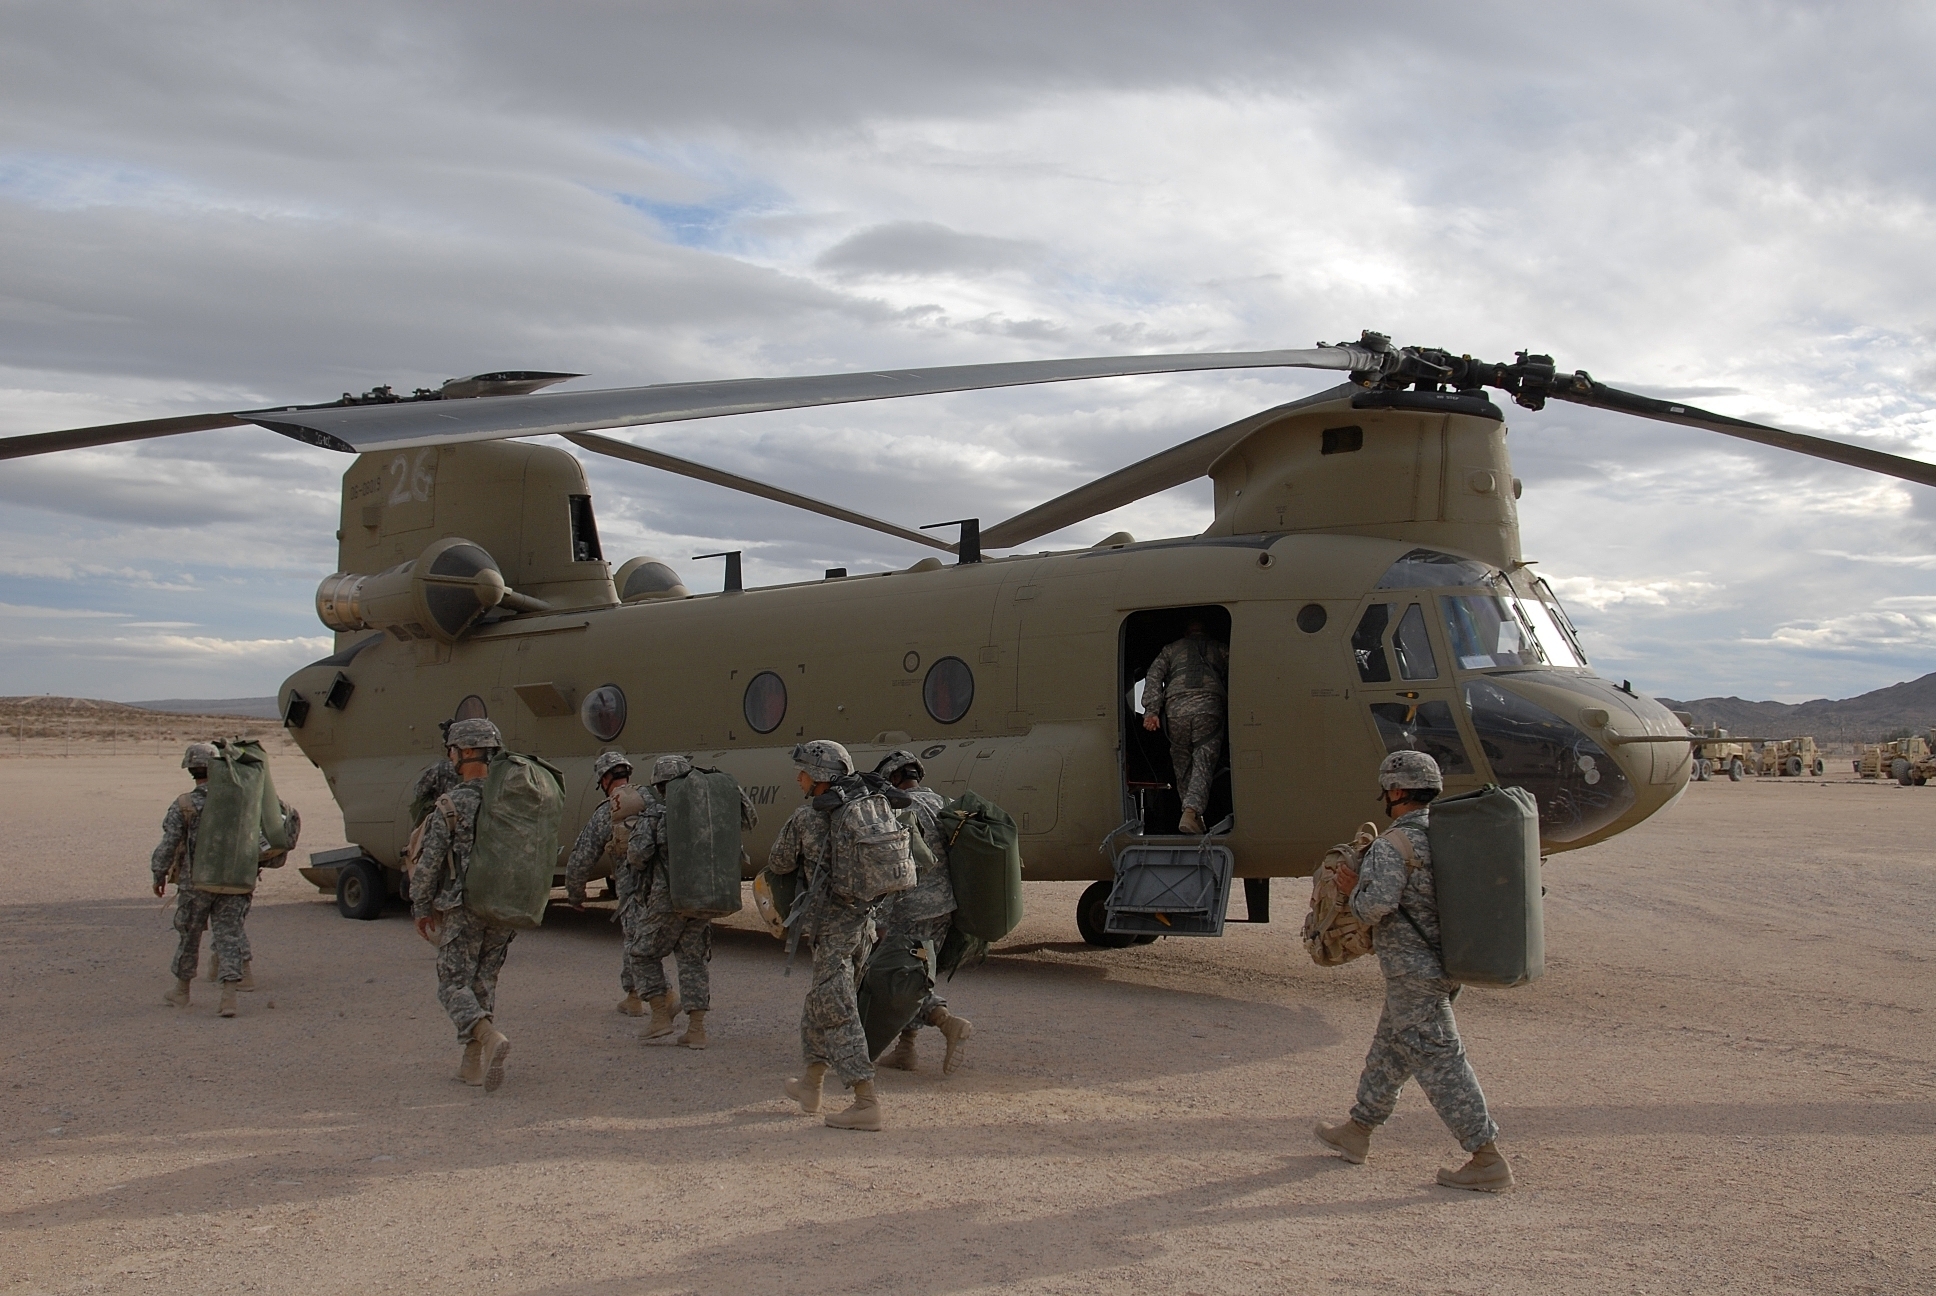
[1376,548,1591,670]
[1374,548,1494,589]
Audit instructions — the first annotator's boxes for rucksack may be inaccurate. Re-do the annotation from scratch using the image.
[662,767,747,919]
[460,750,565,929]
[1302,821,1406,967]
[824,782,915,905]
[856,933,937,1060]
[605,784,651,866]
[190,739,290,895]
[938,790,1023,943]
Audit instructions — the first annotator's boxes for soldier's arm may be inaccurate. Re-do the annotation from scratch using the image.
[411,811,453,920]
[564,802,610,902]
[1142,644,1173,703]
[1347,839,1407,926]
[151,800,185,888]
[738,785,759,830]
[766,810,804,875]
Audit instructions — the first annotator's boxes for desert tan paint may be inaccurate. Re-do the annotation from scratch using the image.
[283,394,1690,882]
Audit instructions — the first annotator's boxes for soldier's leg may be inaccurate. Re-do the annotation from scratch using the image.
[1349,990,1416,1129]
[801,904,874,1087]
[172,890,217,980]
[470,924,517,1021]
[619,897,666,1001]
[1180,711,1224,814]
[435,910,493,1043]
[236,893,253,963]
[208,894,250,982]
[1398,979,1500,1153]
[906,914,952,1027]
[672,919,710,1013]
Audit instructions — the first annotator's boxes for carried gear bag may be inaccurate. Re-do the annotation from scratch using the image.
[938,790,1023,943]
[662,766,746,919]
[1428,784,1543,987]
[460,750,565,929]
[1301,821,1423,968]
[605,784,650,866]
[190,739,290,895]
[817,776,915,905]
[856,934,937,1061]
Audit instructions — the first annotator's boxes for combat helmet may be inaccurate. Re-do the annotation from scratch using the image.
[650,753,693,785]
[182,741,217,772]
[791,738,853,783]
[874,749,924,785]
[446,718,504,752]
[1378,749,1444,791]
[591,751,633,782]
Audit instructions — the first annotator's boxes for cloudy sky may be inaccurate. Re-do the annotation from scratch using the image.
[2,1,1933,703]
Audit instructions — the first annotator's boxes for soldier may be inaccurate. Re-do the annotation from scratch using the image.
[626,754,756,1049]
[769,739,885,1132]
[410,718,515,1093]
[566,751,659,1018]
[872,749,974,1075]
[1314,751,1513,1192]
[1142,618,1230,835]
[152,742,253,1017]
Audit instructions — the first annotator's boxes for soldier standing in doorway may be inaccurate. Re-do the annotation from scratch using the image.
[1143,617,1230,835]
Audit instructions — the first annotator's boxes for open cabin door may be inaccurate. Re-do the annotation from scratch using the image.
[1120,604,1233,835]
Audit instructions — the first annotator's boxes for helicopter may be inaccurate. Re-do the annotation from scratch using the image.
[8,331,1932,945]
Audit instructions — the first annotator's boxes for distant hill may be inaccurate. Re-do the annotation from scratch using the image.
[1659,672,1936,744]
[132,697,281,720]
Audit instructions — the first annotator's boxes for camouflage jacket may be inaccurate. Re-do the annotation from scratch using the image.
[885,786,954,925]
[621,799,670,882]
[409,760,461,828]
[565,793,649,903]
[1144,633,1229,711]
[150,784,208,890]
[410,780,483,919]
[1348,807,1444,981]
[766,801,828,882]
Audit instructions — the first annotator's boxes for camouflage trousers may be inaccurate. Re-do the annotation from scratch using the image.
[881,912,952,1028]
[630,873,711,1013]
[803,897,875,1087]
[434,907,517,1043]
[172,888,250,982]
[615,892,647,996]
[1164,691,1225,814]
[1351,973,1499,1152]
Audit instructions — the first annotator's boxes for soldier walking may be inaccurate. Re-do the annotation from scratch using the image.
[769,739,885,1131]
[1142,618,1229,835]
[566,751,660,1018]
[152,742,250,1017]
[872,749,974,1075]
[1314,751,1513,1191]
[411,718,515,1092]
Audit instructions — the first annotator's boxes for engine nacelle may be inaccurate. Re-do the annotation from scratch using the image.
[612,556,691,602]
[316,536,508,643]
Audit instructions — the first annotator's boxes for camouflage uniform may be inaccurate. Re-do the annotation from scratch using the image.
[1346,806,1499,1152]
[1144,631,1229,816]
[770,801,874,1087]
[625,798,713,1012]
[880,783,953,1025]
[151,784,253,983]
[567,791,657,994]
[411,781,517,1043]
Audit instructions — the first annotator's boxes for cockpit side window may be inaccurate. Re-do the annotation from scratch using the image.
[1394,603,1439,680]
[1375,548,1493,589]
[1368,701,1474,775]
[1352,604,1393,683]
[1440,593,1542,669]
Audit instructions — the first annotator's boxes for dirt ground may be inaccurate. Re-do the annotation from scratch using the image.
[1,753,1931,1295]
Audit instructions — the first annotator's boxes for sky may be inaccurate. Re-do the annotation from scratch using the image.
[2,1,1934,704]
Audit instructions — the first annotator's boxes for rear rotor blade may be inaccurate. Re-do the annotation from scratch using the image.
[0,411,249,461]
[564,431,954,553]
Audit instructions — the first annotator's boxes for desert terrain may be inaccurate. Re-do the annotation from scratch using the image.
[1,745,1931,1295]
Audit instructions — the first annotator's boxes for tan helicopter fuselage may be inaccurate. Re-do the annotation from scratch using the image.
[279,392,1691,888]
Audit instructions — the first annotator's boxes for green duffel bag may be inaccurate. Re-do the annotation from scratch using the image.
[937,789,1023,943]
[463,751,565,929]
[190,738,289,895]
[856,934,936,1061]
[1427,783,1543,988]
[663,767,746,919]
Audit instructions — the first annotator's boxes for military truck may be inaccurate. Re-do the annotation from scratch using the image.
[1689,725,1752,782]
[1757,737,1826,778]
[1856,735,1929,780]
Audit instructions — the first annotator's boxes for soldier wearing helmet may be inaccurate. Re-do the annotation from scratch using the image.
[769,738,891,1130]
[1141,618,1230,835]
[1314,750,1513,1191]
[410,717,516,1091]
[871,750,974,1075]
[152,743,228,1011]
[622,753,757,1051]
[564,750,657,1017]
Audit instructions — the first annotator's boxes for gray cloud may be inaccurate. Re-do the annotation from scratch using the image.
[815,221,1042,279]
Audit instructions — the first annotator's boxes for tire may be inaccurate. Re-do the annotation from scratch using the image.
[1811,758,1825,776]
[1916,776,1928,787]
[1784,756,1803,777]
[1900,768,1917,787]
[1076,879,1136,949]
[1132,933,1159,945]
[1693,758,1710,782]
[1728,758,1744,782]
[1892,758,1911,783]
[335,858,385,921]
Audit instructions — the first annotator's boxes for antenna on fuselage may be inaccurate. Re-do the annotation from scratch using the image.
[921,518,981,565]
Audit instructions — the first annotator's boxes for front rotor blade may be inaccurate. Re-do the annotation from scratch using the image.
[0,411,250,461]
[1552,383,1936,489]
[563,431,954,553]
[244,348,1375,452]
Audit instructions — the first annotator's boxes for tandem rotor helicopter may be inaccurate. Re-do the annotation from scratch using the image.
[9,332,1933,943]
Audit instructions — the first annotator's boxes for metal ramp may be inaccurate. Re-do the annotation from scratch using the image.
[1104,840,1236,938]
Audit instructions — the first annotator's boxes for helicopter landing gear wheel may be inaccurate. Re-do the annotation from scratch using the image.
[1076,880,1135,949]
[335,859,385,921]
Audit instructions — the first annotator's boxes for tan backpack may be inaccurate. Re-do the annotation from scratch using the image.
[606,784,651,864]
[1301,823,1423,967]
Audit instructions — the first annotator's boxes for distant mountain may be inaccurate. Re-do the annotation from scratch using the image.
[1659,672,1936,744]
[132,697,281,719]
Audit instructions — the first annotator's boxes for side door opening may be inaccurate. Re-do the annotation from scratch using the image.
[1120,604,1233,835]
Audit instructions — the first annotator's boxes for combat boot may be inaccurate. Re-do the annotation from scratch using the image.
[163,977,192,1008]
[678,1010,708,1050]
[473,1018,512,1093]
[218,984,239,1018]
[1436,1142,1513,1192]
[640,994,678,1040]
[237,961,256,992]
[930,1008,974,1075]
[457,1038,485,1086]
[785,1062,828,1114]
[880,1028,919,1071]
[1314,1118,1373,1164]
[824,1079,883,1132]
[616,991,645,1017]
[1178,807,1205,835]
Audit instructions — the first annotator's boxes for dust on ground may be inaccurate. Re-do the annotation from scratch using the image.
[1,753,1931,1294]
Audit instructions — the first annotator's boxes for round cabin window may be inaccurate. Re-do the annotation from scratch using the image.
[453,694,488,720]
[923,656,974,725]
[1296,603,1328,633]
[743,670,788,734]
[580,684,627,742]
